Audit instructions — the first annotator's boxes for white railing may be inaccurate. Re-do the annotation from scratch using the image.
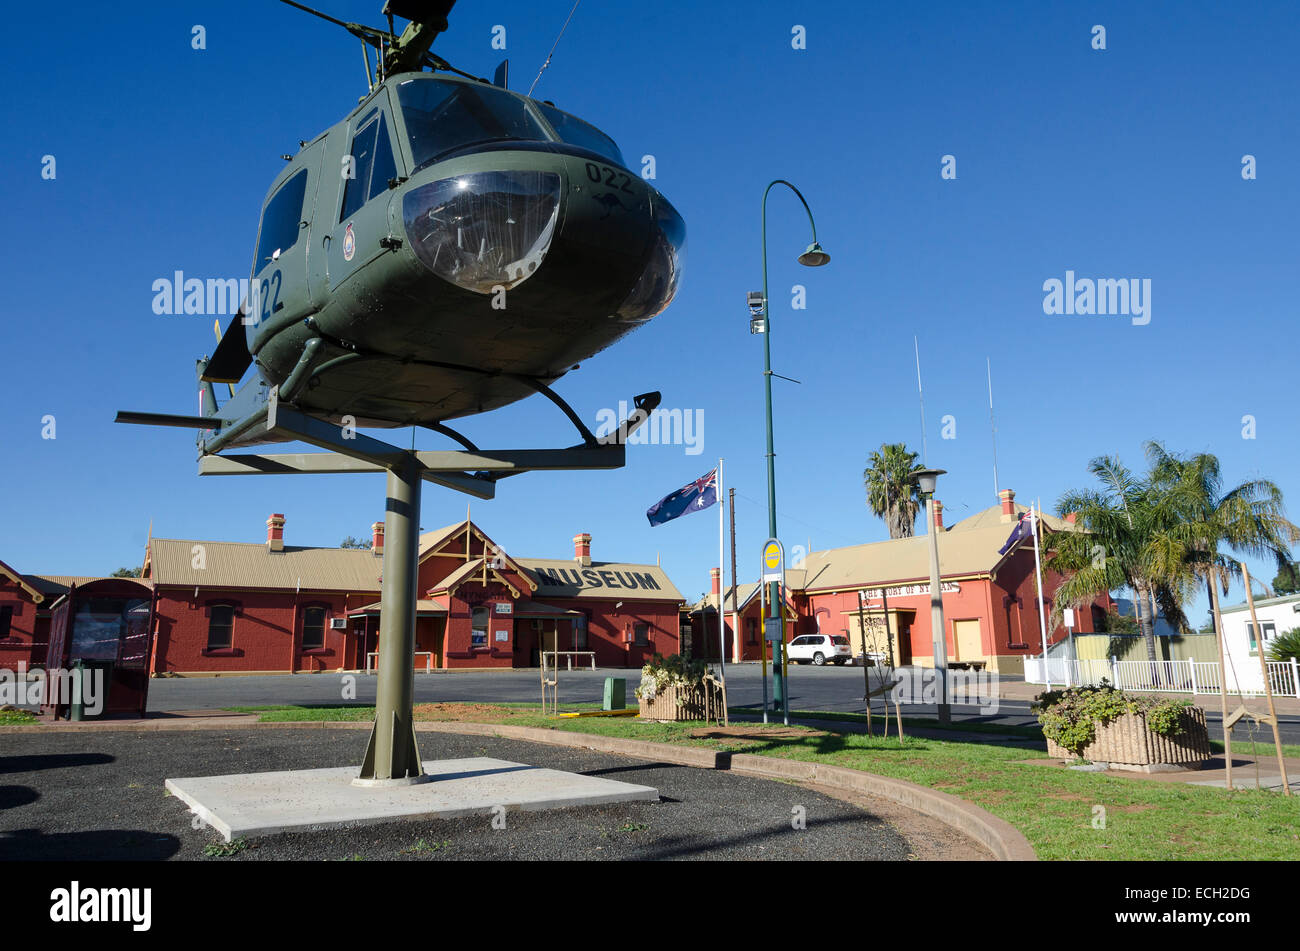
[540,651,596,672]
[1024,655,1300,698]
[365,651,434,673]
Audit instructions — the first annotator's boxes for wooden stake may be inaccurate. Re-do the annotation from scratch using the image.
[1208,577,1233,790]
[1242,564,1290,796]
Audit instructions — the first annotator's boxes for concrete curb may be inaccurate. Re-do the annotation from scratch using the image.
[0,716,1035,860]
[411,722,1037,861]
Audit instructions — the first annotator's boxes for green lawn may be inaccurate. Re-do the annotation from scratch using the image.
[226,702,1300,860]
[0,708,38,725]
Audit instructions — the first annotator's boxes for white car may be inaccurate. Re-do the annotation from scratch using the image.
[787,633,853,666]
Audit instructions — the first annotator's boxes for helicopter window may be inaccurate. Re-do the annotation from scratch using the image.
[254,170,308,274]
[536,104,625,166]
[397,78,550,173]
[341,114,380,221]
[341,111,399,223]
[369,115,398,202]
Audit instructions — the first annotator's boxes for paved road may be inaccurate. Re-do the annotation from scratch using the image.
[0,728,914,861]
[141,664,1300,744]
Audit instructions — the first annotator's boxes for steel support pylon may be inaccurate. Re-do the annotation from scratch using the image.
[357,459,426,784]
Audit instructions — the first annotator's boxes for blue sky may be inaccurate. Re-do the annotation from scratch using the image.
[3,0,1296,620]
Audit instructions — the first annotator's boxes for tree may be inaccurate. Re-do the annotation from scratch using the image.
[111,566,143,577]
[1047,455,1192,665]
[1274,561,1300,595]
[340,536,373,550]
[863,443,925,538]
[1144,440,1298,656]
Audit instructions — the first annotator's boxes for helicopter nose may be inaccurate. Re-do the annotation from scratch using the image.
[401,170,564,294]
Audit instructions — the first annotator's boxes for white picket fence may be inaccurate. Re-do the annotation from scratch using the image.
[1024,655,1300,698]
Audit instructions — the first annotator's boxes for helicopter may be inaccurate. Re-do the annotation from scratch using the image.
[118,0,684,472]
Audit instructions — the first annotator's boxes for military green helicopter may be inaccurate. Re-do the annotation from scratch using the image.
[118,0,683,462]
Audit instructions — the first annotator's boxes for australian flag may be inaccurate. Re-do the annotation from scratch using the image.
[998,508,1035,555]
[647,469,718,527]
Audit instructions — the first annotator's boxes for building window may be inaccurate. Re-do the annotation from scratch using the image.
[301,606,326,650]
[0,604,12,637]
[1247,621,1276,656]
[634,623,649,646]
[471,606,489,648]
[573,615,588,650]
[207,604,235,650]
[746,618,757,644]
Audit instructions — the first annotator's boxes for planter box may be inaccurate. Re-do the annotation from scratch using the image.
[1047,706,1211,772]
[638,682,722,722]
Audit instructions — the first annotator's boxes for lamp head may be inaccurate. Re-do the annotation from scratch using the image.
[797,242,830,267]
[912,468,947,497]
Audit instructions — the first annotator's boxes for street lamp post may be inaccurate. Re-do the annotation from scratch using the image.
[755,179,829,717]
[914,467,950,724]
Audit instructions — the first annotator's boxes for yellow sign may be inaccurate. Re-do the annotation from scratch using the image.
[763,543,781,570]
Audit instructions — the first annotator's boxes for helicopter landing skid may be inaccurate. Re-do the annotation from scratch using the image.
[195,388,662,500]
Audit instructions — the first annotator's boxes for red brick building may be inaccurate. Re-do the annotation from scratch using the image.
[0,560,109,670]
[691,490,1111,674]
[138,515,683,675]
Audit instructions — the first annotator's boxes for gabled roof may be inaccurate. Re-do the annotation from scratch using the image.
[0,558,46,603]
[147,539,383,592]
[419,519,535,588]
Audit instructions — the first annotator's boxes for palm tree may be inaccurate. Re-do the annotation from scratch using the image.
[1047,455,1192,665]
[863,443,925,538]
[1144,440,1298,661]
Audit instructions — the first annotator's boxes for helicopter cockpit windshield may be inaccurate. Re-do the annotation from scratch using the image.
[396,77,625,171]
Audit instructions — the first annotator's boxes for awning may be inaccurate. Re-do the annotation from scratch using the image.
[512,599,582,619]
[347,598,447,618]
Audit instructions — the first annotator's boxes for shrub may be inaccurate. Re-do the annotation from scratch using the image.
[1032,679,1192,757]
[634,652,708,701]
[1265,628,1300,662]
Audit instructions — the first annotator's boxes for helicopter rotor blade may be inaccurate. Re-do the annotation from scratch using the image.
[279,0,393,50]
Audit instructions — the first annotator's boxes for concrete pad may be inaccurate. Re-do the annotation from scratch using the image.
[165,757,659,842]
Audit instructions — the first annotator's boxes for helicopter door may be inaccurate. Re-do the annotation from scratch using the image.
[329,108,401,292]
[251,139,325,330]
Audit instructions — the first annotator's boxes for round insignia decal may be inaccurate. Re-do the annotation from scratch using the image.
[343,222,356,262]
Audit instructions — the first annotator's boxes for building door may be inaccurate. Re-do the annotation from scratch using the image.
[953,619,983,663]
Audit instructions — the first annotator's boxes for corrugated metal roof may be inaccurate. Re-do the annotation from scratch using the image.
[21,575,113,598]
[147,539,382,592]
[519,559,684,603]
[348,598,446,616]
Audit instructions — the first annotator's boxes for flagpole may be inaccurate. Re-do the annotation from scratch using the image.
[1031,504,1051,691]
[716,459,727,688]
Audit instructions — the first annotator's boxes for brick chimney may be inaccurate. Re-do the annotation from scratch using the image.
[266,513,285,552]
[574,532,592,567]
[999,489,1016,523]
[933,500,944,529]
[710,567,721,599]
[1065,512,1077,525]
[371,521,385,556]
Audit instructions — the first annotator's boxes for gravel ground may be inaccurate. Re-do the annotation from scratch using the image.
[0,728,919,861]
